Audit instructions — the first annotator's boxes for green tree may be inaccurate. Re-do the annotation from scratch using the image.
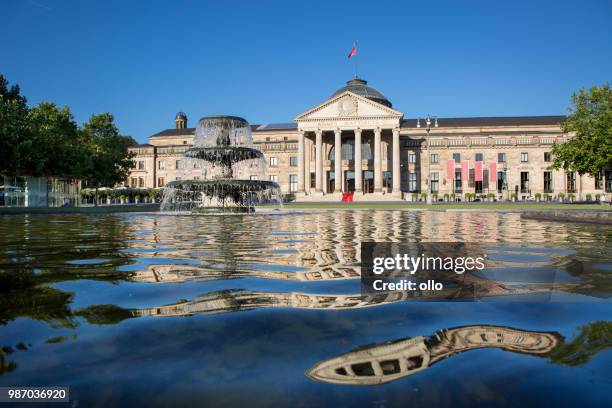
[80,113,136,205]
[551,84,612,176]
[0,74,30,177]
[27,102,91,178]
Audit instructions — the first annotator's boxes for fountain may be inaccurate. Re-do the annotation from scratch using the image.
[160,116,281,213]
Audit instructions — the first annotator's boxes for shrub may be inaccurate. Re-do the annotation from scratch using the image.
[487,192,495,198]
[558,192,565,199]
[595,193,601,201]
[535,192,542,200]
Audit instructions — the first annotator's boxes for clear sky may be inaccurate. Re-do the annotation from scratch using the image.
[2,0,611,143]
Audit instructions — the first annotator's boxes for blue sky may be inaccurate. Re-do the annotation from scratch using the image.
[2,0,611,143]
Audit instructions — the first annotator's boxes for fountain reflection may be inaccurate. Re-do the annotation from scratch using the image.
[307,323,606,386]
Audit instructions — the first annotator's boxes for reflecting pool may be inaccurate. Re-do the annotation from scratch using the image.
[0,210,610,407]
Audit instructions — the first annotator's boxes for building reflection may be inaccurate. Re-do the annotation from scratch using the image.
[125,210,590,285]
[306,325,562,386]
[132,279,566,318]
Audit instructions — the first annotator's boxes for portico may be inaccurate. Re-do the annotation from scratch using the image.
[294,78,403,201]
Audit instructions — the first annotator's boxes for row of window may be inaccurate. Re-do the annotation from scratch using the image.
[150,171,612,193]
[269,157,298,167]
[444,152,551,164]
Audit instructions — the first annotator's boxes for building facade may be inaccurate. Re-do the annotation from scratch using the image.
[127,78,611,201]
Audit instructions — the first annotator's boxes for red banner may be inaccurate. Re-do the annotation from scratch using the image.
[461,161,469,181]
[446,159,455,180]
[489,162,497,183]
[475,161,483,182]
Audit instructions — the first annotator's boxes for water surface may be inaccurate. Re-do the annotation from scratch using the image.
[0,210,610,407]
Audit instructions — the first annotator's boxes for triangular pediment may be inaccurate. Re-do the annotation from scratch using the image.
[295,91,403,122]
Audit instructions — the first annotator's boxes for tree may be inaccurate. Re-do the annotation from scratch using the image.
[551,84,612,176]
[80,113,136,205]
[0,74,30,177]
[27,102,91,178]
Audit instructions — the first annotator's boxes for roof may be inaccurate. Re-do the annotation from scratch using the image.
[132,143,154,148]
[331,78,391,107]
[401,115,566,128]
[255,123,298,131]
[151,128,195,137]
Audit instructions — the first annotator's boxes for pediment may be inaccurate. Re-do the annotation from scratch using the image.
[295,91,403,122]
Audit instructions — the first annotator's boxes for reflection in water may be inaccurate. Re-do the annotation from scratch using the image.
[0,210,610,406]
[306,323,611,386]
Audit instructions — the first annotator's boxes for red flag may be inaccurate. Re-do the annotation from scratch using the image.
[475,161,483,182]
[446,159,455,180]
[461,161,469,181]
[489,162,497,183]
[347,46,357,59]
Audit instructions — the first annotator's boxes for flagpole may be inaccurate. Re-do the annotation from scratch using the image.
[354,40,359,78]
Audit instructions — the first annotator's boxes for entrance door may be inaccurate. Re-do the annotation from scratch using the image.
[344,170,355,192]
[327,171,335,193]
[363,171,374,193]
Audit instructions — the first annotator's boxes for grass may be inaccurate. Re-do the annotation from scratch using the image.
[1,202,610,215]
[279,202,612,211]
[0,203,160,215]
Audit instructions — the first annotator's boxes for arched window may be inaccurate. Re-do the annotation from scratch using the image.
[328,140,372,161]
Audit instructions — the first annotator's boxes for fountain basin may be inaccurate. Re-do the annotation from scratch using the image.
[184,146,264,167]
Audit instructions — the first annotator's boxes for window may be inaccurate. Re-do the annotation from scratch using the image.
[497,171,506,193]
[468,169,475,188]
[269,157,278,167]
[408,173,417,192]
[566,172,576,193]
[431,172,439,193]
[289,156,298,167]
[606,171,612,193]
[483,169,489,190]
[544,152,551,162]
[351,362,374,377]
[158,160,165,170]
[310,172,316,188]
[175,160,182,170]
[130,177,137,188]
[289,175,298,192]
[380,360,401,375]
[521,152,528,163]
[250,175,259,181]
[269,175,278,182]
[520,172,529,193]
[138,161,145,170]
[595,172,603,190]
[544,171,553,193]
[454,169,462,193]
[383,171,392,188]
[453,153,461,164]
[157,177,165,187]
[430,154,439,163]
[138,177,144,188]
[475,153,483,162]
[498,153,506,163]
[183,140,187,145]
[175,177,181,181]
[408,153,417,163]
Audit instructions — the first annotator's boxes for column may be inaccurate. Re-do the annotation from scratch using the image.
[392,128,401,193]
[297,131,305,192]
[354,128,362,192]
[315,129,323,192]
[334,129,342,193]
[374,128,382,192]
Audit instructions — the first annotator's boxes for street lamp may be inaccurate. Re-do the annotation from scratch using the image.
[417,114,438,204]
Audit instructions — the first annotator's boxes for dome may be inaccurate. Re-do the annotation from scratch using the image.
[175,112,187,119]
[331,78,391,107]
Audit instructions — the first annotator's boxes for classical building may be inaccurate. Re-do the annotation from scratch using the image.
[127,77,611,201]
